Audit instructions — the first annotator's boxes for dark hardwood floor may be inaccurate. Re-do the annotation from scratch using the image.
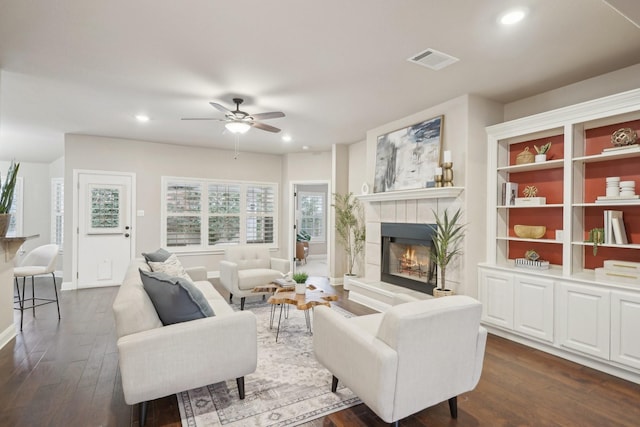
[1,276,639,426]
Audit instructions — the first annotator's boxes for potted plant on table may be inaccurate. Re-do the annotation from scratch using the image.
[292,271,309,294]
[0,160,20,237]
[431,208,466,297]
[332,192,366,290]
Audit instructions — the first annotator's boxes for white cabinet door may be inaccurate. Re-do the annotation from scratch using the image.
[557,282,610,359]
[611,291,640,370]
[514,275,554,342]
[479,268,514,329]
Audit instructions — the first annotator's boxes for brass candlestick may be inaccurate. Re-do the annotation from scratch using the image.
[442,162,454,187]
[435,174,443,188]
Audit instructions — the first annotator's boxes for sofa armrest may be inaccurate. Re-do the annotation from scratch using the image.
[219,260,239,292]
[270,257,290,274]
[313,306,397,420]
[185,266,207,282]
[117,310,257,405]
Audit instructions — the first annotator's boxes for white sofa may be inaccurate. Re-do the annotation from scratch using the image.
[313,295,487,426]
[112,259,257,425]
[219,246,290,310]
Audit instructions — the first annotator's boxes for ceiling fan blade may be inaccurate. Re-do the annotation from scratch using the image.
[252,121,281,133]
[209,102,233,114]
[181,117,225,121]
[250,111,285,120]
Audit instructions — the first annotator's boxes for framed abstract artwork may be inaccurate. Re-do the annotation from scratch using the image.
[374,115,444,193]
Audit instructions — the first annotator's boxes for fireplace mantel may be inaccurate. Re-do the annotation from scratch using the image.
[357,186,463,202]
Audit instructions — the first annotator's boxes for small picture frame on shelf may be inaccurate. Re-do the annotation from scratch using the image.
[502,182,518,206]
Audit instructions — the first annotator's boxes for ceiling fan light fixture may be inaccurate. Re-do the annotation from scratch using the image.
[225,120,251,134]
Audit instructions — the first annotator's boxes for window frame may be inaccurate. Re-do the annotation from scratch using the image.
[161,176,279,252]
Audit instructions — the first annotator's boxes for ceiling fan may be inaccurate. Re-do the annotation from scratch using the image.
[182,98,285,134]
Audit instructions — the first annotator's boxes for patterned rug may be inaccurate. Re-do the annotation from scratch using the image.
[177,301,361,426]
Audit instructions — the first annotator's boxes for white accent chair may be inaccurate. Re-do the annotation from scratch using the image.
[13,244,60,331]
[313,295,487,426]
[219,246,290,310]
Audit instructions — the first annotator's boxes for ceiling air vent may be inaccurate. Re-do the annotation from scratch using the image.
[408,48,459,71]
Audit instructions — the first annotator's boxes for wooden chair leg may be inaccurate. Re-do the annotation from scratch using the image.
[448,396,458,418]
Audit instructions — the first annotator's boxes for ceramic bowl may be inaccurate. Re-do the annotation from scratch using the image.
[514,225,546,239]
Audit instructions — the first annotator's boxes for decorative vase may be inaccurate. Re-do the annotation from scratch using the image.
[433,288,454,298]
[0,213,11,237]
[295,282,306,294]
[534,154,547,163]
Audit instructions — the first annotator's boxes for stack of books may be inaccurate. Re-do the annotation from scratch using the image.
[515,258,550,270]
[603,210,628,244]
[595,260,640,285]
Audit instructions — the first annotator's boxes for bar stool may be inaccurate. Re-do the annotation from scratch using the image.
[13,244,60,331]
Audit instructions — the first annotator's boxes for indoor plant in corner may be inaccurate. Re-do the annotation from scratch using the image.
[431,207,466,297]
[0,160,20,237]
[333,192,366,291]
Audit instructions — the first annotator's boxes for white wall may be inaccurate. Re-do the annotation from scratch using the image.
[63,134,285,282]
[505,63,640,120]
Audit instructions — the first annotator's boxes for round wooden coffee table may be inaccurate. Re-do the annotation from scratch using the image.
[267,285,338,342]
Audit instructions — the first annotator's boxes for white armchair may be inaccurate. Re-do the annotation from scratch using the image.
[313,295,487,426]
[219,246,290,310]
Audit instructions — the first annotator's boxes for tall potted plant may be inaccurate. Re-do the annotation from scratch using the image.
[431,208,465,297]
[332,192,366,289]
[0,161,20,236]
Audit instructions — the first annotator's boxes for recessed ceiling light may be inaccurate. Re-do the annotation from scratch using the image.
[282,135,292,142]
[500,9,527,25]
[135,114,150,122]
[302,145,309,150]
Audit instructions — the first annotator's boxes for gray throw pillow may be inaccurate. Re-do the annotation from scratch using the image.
[139,269,215,325]
[142,248,172,263]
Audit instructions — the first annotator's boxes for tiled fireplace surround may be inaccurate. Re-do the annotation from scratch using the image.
[349,194,464,311]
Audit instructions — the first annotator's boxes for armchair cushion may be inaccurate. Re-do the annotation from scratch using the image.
[237,268,285,290]
[142,248,172,263]
[140,269,214,325]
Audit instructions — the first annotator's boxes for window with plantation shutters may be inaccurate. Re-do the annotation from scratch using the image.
[161,177,277,250]
[165,181,202,247]
[51,178,64,248]
[246,185,275,244]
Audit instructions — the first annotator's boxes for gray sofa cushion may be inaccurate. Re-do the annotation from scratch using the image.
[139,269,215,325]
[142,248,172,263]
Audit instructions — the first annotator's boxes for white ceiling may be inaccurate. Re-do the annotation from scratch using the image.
[1,0,639,163]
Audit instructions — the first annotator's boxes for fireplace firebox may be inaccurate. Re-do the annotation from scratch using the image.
[381,222,437,295]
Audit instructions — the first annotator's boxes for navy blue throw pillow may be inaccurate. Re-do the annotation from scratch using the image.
[139,269,215,325]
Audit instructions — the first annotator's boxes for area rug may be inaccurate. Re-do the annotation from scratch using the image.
[177,302,361,426]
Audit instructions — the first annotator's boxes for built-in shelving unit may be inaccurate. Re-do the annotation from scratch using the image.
[480,88,640,384]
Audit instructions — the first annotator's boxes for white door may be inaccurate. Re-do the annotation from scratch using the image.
[76,171,135,288]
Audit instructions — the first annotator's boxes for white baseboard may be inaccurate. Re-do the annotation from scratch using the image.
[61,281,75,291]
[0,324,16,351]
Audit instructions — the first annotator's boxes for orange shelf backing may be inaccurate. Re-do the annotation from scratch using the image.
[509,134,564,165]
[584,119,640,156]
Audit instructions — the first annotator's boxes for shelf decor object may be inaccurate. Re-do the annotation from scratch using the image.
[442,162,454,187]
[611,127,638,147]
[534,141,552,162]
[514,225,546,239]
[515,146,534,164]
